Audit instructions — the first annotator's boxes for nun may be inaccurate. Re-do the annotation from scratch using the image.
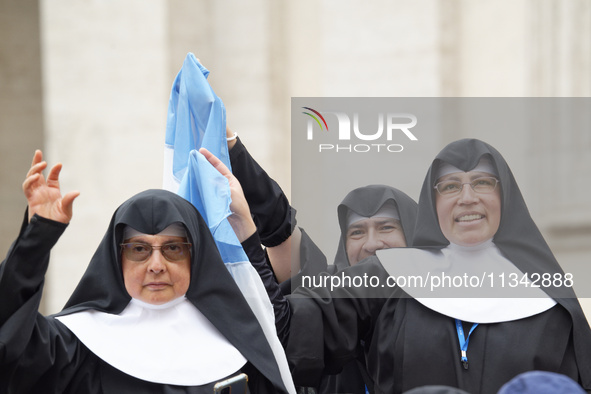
[225,131,421,393]
[0,150,293,393]
[286,139,591,393]
[314,185,418,394]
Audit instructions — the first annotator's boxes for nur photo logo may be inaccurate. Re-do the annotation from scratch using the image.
[302,107,329,138]
[301,106,418,153]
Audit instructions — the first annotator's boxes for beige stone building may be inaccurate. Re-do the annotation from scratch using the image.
[1,0,589,320]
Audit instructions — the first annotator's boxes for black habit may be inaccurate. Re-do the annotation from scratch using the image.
[286,139,591,394]
[290,185,418,394]
[0,189,289,393]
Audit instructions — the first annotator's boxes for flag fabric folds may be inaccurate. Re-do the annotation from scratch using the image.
[163,53,295,394]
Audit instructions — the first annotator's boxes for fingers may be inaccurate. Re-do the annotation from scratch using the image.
[61,191,81,217]
[22,173,42,195]
[26,150,47,186]
[199,147,212,158]
[24,151,47,194]
[26,160,47,178]
[199,148,232,178]
[31,149,43,167]
[47,163,63,187]
[199,147,216,164]
[26,150,65,188]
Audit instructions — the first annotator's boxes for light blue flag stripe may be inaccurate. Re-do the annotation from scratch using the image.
[166,53,231,181]
[178,151,249,263]
[165,52,246,264]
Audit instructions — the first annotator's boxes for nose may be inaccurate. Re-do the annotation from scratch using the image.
[147,250,167,273]
[363,230,385,255]
[458,183,479,204]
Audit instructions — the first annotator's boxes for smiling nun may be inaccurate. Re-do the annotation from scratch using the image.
[286,139,591,394]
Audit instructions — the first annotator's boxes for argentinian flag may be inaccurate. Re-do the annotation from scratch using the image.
[163,52,242,262]
[163,53,295,394]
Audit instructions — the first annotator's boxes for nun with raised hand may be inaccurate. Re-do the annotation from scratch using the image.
[224,129,422,393]
[0,150,293,393]
[287,138,591,394]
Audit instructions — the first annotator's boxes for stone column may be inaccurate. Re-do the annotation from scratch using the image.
[0,0,44,261]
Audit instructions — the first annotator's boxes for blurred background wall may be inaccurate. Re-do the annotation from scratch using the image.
[1,0,589,317]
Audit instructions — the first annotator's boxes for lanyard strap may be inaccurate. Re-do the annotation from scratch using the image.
[455,319,479,370]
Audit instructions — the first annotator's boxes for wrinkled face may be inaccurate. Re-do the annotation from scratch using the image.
[121,234,191,305]
[435,171,502,246]
[345,217,407,265]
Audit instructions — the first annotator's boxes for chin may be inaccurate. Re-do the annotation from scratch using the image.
[142,295,171,305]
[456,237,489,247]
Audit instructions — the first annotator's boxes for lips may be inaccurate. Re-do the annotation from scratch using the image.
[456,213,484,222]
[145,282,169,289]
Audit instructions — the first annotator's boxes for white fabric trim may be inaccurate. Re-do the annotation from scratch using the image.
[377,241,556,323]
[346,201,400,228]
[436,156,497,179]
[56,297,247,386]
[225,260,296,394]
[123,223,187,241]
[163,145,180,194]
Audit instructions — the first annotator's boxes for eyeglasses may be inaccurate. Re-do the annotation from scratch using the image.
[434,177,500,196]
[120,242,192,262]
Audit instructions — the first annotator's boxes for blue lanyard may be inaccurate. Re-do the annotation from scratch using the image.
[455,319,478,370]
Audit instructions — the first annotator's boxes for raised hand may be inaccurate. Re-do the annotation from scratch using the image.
[22,150,80,223]
[199,147,256,242]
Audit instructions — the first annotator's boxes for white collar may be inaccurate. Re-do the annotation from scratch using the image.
[129,294,185,309]
[377,242,556,323]
[447,238,494,252]
[56,296,247,386]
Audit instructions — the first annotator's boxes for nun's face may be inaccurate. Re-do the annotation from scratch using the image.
[435,171,501,246]
[121,234,191,304]
[345,217,406,265]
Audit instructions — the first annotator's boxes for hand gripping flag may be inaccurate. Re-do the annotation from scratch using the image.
[163,53,295,394]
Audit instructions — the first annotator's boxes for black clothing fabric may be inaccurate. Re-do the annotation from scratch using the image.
[287,259,394,389]
[0,190,289,393]
[288,258,582,394]
[286,139,591,393]
[317,185,418,394]
[279,228,329,296]
[317,353,373,394]
[241,231,291,344]
[229,137,295,247]
[288,186,418,394]
[403,386,471,394]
